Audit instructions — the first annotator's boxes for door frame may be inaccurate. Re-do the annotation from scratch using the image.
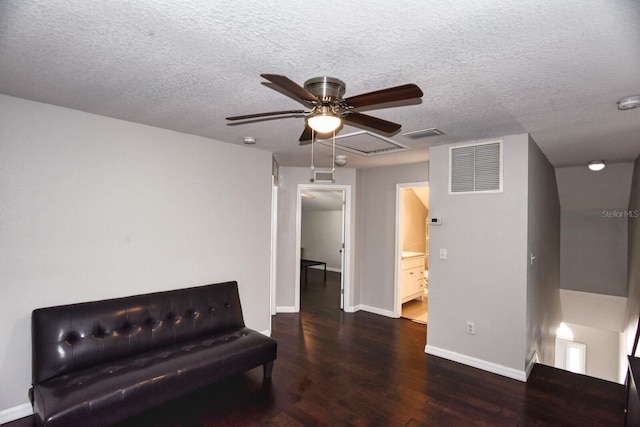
[394,181,429,318]
[295,183,352,312]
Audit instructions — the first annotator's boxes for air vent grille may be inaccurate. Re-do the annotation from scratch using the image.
[403,128,444,139]
[449,141,502,194]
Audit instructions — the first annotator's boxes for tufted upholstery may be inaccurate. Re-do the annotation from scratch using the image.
[30,281,277,427]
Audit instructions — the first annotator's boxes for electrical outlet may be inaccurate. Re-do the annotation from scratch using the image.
[466,321,475,335]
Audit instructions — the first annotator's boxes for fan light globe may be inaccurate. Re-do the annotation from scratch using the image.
[307,107,342,133]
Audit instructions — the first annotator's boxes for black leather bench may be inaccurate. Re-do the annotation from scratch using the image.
[29,281,277,427]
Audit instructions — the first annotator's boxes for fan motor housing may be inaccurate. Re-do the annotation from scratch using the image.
[304,77,346,101]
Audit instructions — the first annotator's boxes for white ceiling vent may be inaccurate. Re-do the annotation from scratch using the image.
[403,128,444,139]
[449,140,502,194]
[317,131,408,156]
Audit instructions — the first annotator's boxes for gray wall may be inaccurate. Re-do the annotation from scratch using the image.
[427,134,530,376]
[526,135,562,368]
[359,162,428,313]
[275,167,358,311]
[556,163,634,297]
[0,95,273,412]
[301,210,343,271]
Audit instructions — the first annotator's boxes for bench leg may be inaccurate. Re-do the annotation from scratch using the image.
[263,360,274,379]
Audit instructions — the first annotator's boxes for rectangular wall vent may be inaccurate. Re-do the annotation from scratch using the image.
[449,140,502,194]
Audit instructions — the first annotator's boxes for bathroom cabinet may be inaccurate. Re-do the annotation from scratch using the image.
[401,254,425,303]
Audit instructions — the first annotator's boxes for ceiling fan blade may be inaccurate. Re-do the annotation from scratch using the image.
[343,112,402,133]
[299,125,313,144]
[226,110,307,121]
[343,83,423,109]
[261,74,320,103]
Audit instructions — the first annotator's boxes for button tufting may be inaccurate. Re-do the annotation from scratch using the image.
[93,326,106,338]
[63,331,80,346]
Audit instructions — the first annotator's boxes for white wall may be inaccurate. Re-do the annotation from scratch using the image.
[301,210,343,271]
[0,95,273,415]
[427,135,530,379]
[359,162,428,314]
[526,135,562,370]
[275,167,358,312]
[562,322,621,383]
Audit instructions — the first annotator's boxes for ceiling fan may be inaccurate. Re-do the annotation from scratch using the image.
[226,74,424,145]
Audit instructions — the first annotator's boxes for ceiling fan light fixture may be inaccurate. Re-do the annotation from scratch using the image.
[307,106,342,133]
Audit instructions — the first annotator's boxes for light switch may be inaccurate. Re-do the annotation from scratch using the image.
[439,248,447,260]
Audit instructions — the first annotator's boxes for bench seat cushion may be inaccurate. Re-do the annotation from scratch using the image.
[32,327,276,427]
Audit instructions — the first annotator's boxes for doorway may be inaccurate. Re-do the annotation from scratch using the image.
[295,184,351,312]
[394,182,429,322]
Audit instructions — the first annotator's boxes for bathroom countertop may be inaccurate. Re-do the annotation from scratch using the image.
[402,251,425,259]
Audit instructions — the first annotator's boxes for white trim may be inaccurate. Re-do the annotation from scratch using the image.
[270,178,278,316]
[0,403,32,424]
[424,345,528,382]
[296,184,352,313]
[526,351,539,378]
[394,181,429,318]
[276,306,297,313]
[305,265,342,273]
[359,305,396,318]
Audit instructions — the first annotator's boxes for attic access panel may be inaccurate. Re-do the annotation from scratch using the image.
[316,131,409,156]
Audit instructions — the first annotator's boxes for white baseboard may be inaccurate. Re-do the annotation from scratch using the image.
[0,403,32,424]
[359,305,395,318]
[525,351,539,379]
[425,345,528,382]
[275,306,297,313]
[306,265,341,273]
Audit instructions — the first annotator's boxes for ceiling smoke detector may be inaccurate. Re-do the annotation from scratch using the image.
[335,155,347,167]
[617,95,640,110]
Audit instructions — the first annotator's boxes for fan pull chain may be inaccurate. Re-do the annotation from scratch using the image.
[310,129,315,180]
[332,130,336,173]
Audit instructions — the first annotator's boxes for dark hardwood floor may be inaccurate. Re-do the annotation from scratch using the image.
[6,269,625,426]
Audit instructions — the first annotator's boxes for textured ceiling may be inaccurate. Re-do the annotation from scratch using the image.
[1,0,639,169]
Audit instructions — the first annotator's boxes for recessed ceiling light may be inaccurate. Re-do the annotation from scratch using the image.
[617,95,640,110]
[588,160,605,171]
